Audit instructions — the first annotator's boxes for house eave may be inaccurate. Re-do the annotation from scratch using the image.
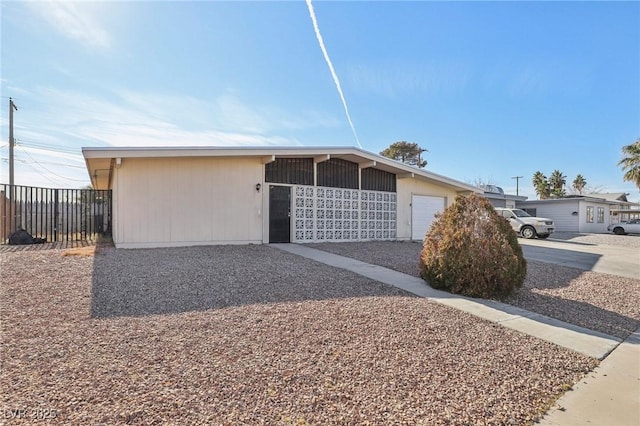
[82,146,481,194]
[518,197,619,205]
[484,192,528,202]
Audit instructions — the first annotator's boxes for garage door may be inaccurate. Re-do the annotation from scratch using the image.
[411,195,446,241]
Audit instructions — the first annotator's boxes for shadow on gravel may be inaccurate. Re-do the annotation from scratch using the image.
[503,291,639,339]
[308,242,639,340]
[90,245,410,318]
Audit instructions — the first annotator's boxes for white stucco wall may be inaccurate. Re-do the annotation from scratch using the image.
[112,157,264,248]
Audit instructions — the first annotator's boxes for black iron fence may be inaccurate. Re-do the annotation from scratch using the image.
[1,184,112,244]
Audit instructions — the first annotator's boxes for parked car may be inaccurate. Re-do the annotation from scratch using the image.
[494,207,555,239]
[607,219,640,235]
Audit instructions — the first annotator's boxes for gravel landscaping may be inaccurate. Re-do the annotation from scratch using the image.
[308,240,640,339]
[1,246,598,425]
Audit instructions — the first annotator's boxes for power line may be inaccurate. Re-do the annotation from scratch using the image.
[0,156,85,169]
[15,159,67,187]
[0,95,119,117]
[16,145,88,182]
[3,155,64,186]
[15,139,83,155]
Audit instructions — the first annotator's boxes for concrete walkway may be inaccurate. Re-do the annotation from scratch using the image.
[271,243,640,426]
[538,329,640,426]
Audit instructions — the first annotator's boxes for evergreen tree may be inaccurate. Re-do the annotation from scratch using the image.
[380,141,428,168]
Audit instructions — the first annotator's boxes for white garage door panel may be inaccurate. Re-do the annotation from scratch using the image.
[412,195,445,240]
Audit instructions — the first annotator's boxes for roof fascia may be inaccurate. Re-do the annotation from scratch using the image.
[520,198,618,205]
[81,146,481,193]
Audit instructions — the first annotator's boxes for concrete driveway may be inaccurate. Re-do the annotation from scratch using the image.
[519,238,640,279]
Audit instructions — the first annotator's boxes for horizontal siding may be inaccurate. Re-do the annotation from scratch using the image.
[519,202,580,232]
[543,204,579,232]
[517,201,614,233]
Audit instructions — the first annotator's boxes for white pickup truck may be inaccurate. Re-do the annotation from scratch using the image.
[494,207,555,239]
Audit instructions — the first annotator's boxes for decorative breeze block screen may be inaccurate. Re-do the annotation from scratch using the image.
[294,185,397,242]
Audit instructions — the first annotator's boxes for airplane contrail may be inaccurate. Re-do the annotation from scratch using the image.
[305,0,363,149]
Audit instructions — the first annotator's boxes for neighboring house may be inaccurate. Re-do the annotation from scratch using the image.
[516,196,619,233]
[83,146,480,248]
[482,185,528,208]
[593,192,640,223]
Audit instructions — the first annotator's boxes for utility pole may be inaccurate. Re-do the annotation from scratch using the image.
[8,97,18,235]
[9,97,18,189]
[512,176,523,196]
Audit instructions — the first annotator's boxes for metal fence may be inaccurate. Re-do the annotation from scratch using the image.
[0,184,112,244]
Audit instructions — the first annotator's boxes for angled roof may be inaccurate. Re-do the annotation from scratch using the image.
[518,196,620,205]
[82,145,481,193]
[483,192,528,202]
[589,192,630,203]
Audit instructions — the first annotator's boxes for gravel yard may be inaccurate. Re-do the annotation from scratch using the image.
[1,246,598,425]
[309,240,640,339]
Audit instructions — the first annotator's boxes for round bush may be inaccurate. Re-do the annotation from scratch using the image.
[419,193,527,298]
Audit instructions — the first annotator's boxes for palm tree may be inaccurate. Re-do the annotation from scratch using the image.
[618,139,640,190]
[549,169,566,198]
[532,171,550,199]
[572,174,587,195]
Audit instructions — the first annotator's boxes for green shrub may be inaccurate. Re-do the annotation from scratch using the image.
[419,193,527,298]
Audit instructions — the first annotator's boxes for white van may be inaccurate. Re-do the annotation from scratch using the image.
[494,208,554,239]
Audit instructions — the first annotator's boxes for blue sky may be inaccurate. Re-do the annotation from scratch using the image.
[1,0,639,201]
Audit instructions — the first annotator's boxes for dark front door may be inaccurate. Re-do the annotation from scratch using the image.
[269,185,291,243]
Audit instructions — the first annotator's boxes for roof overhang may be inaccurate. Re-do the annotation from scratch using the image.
[484,192,528,202]
[518,197,620,205]
[610,209,640,214]
[82,146,481,193]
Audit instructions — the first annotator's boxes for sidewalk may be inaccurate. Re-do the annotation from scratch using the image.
[538,329,640,426]
[271,243,640,426]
